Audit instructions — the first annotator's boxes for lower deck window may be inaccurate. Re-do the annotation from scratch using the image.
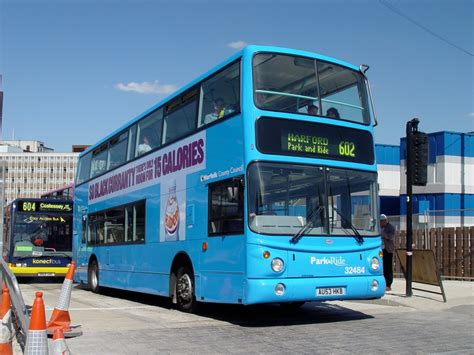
[208,176,244,235]
[87,200,146,245]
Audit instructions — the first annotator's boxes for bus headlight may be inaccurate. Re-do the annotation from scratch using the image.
[275,283,286,296]
[370,257,380,271]
[271,258,284,273]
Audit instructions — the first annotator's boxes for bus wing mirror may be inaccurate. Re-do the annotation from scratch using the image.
[227,187,239,202]
[227,177,244,202]
[359,64,378,127]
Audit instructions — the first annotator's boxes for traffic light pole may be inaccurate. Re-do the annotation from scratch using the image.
[405,118,419,297]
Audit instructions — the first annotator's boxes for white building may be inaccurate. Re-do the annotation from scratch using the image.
[0,142,79,204]
[376,131,474,228]
[0,140,54,153]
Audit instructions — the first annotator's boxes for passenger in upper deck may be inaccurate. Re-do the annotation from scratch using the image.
[326,107,340,119]
[137,134,152,156]
[203,98,235,125]
[204,98,225,124]
[307,104,319,116]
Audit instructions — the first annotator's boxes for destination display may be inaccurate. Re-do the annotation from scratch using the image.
[256,117,374,164]
[17,201,73,213]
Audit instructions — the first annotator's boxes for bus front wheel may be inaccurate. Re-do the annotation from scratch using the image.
[175,266,196,313]
[88,260,101,293]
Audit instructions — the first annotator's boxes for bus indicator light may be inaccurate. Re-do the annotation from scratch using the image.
[263,251,270,259]
[202,242,208,251]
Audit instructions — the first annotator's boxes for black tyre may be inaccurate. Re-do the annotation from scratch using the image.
[175,265,197,313]
[88,259,101,293]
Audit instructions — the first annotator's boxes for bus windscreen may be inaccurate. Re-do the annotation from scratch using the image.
[12,212,72,258]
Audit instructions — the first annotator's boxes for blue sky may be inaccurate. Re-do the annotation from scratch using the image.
[1,0,472,152]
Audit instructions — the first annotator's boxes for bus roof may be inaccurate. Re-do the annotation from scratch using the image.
[11,197,74,203]
[80,45,362,157]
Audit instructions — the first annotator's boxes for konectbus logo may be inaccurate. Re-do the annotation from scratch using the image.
[32,259,61,265]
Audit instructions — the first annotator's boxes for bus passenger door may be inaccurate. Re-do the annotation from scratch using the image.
[200,176,246,303]
[76,212,90,281]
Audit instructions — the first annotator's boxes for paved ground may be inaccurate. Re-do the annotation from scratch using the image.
[13,278,474,354]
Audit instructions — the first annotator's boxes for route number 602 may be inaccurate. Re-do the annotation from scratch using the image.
[338,141,355,157]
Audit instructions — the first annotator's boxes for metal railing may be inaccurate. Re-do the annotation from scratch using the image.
[0,258,29,351]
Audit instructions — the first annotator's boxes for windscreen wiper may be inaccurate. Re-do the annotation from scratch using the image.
[290,205,324,244]
[332,207,364,245]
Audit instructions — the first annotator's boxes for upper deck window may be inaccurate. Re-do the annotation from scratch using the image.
[163,89,198,144]
[76,152,92,185]
[136,108,163,157]
[253,53,370,125]
[90,144,108,178]
[199,62,240,127]
[108,131,129,169]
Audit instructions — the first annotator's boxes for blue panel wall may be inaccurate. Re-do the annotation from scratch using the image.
[375,144,400,165]
[380,196,400,215]
[464,133,474,158]
[464,194,474,210]
[383,131,473,221]
[400,132,474,161]
[399,193,473,216]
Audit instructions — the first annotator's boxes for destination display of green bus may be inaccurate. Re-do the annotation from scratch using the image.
[16,200,73,213]
[256,117,374,164]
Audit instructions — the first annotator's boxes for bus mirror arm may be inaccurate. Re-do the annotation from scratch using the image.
[227,177,244,203]
[359,64,378,127]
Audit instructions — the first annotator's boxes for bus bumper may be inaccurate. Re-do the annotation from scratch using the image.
[8,264,69,277]
[244,275,386,305]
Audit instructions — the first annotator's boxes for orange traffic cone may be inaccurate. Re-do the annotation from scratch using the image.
[24,291,48,355]
[47,261,76,333]
[52,328,71,355]
[0,286,13,355]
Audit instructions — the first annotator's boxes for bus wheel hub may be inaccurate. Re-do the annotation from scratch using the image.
[177,274,192,301]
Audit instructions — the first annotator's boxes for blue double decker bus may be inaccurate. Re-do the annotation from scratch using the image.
[73,46,384,312]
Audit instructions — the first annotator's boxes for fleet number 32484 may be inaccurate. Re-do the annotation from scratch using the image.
[344,266,365,274]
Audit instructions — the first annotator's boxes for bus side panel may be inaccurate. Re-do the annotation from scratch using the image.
[100,194,162,293]
[199,235,245,303]
[197,116,246,303]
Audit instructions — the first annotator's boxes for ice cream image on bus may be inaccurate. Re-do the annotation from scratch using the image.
[164,180,180,241]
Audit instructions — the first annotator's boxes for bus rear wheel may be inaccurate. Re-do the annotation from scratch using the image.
[175,266,197,313]
[88,260,101,293]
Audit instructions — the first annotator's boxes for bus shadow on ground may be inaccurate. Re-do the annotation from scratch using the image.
[74,284,373,327]
[195,302,373,327]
